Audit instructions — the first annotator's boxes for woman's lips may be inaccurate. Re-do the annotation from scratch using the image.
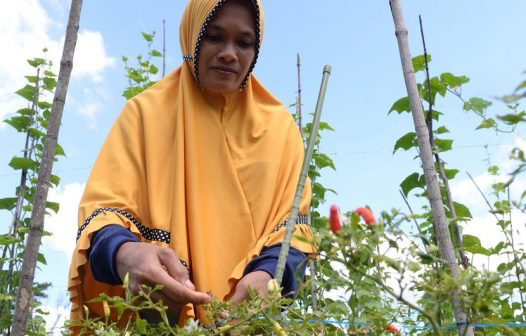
[210,66,237,75]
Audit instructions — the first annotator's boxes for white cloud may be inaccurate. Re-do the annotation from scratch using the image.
[73,30,115,82]
[450,137,526,271]
[43,183,85,257]
[0,0,114,124]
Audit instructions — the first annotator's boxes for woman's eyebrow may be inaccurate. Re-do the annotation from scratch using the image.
[207,24,256,38]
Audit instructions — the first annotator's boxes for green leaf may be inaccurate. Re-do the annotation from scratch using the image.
[141,32,153,43]
[444,168,459,179]
[516,79,526,91]
[28,127,45,139]
[475,118,497,130]
[463,97,492,113]
[37,101,52,109]
[453,201,472,220]
[150,49,162,57]
[25,75,39,84]
[502,93,526,103]
[16,84,36,102]
[46,201,60,214]
[17,108,35,116]
[498,112,526,125]
[0,197,17,211]
[55,143,66,156]
[389,97,411,114]
[497,262,514,273]
[436,126,449,134]
[0,234,19,245]
[435,138,453,152]
[318,121,335,131]
[9,157,36,171]
[37,252,47,265]
[44,70,56,77]
[313,153,335,170]
[400,172,425,197]
[50,174,61,187]
[4,115,32,132]
[440,72,470,89]
[149,64,159,75]
[463,234,491,256]
[393,132,416,153]
[135,317,148,334]
[43,77,57,91]
[422,76,446,103]
[412,54,431,73]
[27,58,46,67]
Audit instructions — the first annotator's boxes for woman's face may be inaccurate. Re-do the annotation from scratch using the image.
[197,0,256,95]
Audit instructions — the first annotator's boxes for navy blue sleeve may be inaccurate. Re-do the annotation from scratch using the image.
[242,244,307,296]
[88,224,140,285]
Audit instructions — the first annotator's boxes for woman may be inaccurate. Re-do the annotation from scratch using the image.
[68,0,316,327]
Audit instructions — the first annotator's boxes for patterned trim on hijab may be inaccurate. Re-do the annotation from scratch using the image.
[76,207,171,244]
[272,214,310,233]
[184,0,261,89]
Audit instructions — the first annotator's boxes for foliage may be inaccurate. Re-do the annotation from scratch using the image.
[388,53,526,334]
[122,32,163,100]
[0,51,65,334]
[502,73,526,104]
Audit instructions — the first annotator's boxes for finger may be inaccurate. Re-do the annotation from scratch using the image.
[156,270,211,305]
[157,249,193,287]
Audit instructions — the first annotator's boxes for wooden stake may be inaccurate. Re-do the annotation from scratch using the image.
[388,1,473,335]
[11,1,83,334]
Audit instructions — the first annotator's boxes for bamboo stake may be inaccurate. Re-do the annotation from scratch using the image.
[11,1,83,335]
[275,65,331,286]
[388,1,473,335]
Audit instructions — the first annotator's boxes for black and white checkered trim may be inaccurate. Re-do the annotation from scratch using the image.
[272,214,309,233]
[76,207,171,244]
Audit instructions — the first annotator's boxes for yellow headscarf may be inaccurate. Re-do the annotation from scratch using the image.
[68,0,315,327]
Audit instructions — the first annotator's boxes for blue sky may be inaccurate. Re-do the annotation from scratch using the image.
[1,0,525,332]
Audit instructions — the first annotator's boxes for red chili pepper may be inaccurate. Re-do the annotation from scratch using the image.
[355,207,376,225]
[329,204,342,233]
[386,324,400,334]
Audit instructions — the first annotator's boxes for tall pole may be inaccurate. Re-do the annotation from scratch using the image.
[388,1,473,335]
[275,65,331,286]
[11,1,83,334]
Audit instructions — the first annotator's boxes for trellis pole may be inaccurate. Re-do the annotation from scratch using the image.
[275,65,331,286]
[388,1,473,335]
[11,1,83,334]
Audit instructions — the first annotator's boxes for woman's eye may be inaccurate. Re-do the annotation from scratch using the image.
[204,34,221,43]
[237,39,254,49]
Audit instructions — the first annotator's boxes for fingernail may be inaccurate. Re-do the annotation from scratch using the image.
[185,279,195,289]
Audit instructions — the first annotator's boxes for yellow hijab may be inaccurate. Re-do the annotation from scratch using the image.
[68,0,315,326]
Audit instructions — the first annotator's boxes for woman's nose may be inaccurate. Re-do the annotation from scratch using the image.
[218,42,237,62]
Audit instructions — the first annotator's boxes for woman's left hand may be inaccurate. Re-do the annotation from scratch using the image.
[229,270,272,302]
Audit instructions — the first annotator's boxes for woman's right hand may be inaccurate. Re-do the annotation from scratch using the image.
[115,242,211,316]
